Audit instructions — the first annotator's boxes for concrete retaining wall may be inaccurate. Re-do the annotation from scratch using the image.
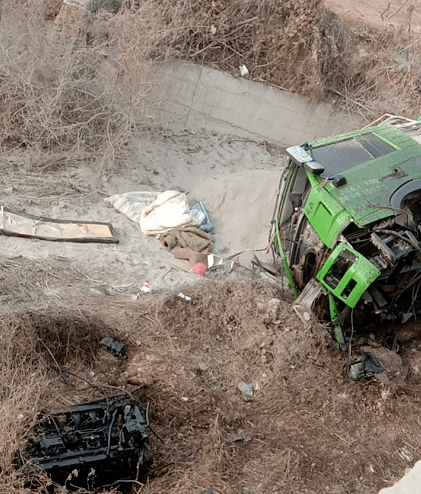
[378,460,421,494]
[146,59,360,146]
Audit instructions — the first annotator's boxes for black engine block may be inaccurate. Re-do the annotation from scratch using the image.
[17,396,154,490]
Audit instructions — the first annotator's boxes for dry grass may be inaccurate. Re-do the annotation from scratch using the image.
[2,0,421,176]
[0,0,163,172]
[142,0,421,121]
[3,2,421,493]
[1,260,421,493]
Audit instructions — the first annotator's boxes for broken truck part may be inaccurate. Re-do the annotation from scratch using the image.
[271,115,421,349]
[17,396,154,490]
[99,335,125,356]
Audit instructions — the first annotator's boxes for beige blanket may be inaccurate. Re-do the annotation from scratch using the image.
[160,227,213,267]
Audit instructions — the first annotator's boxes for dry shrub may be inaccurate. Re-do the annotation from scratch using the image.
[121,279,421,494]
[43,0,63,20]
[1,274,421,493]
[26,313,102,366]
[0,2,116,169]
[0,0,166,171]
[2,0,421,173]
[142,0,421,120]
[152,0,325,93]
[0,309,111,492]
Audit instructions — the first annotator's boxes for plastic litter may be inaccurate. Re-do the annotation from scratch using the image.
[228,429,247,442]
[239,64,249,77]
[399,448,415,462]
[349,353,384,380]
[237,381,253,398]
[192,263,207,276]
[205,253,234,278]
[178,292,191,302]
[190,201,215,234]
[140,283,152,293]
[99,335,125,356]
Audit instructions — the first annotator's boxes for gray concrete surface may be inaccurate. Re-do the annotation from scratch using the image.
[378,461,421,493]
[145,59,360,146]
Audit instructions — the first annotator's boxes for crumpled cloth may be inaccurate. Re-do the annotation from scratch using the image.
[190,201,215,234]
[192,263,207,276]
[160,227,213,267]
[139,190,199,236]
[160,227,212,252]
[104,191,158,226]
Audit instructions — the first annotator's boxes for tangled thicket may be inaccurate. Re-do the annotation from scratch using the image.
[0,0,163,170]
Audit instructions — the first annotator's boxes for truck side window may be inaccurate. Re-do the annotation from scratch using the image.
[279,162,309,228]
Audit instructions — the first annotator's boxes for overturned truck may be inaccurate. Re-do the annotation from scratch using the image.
[271,115,421,350]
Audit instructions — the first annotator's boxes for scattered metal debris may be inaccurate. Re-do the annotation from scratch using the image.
[349,353,384,380]
[399,448,415,462]
[99,335,125,356]
[17,396,154,490]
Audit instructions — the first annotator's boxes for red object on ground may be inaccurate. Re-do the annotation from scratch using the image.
[192,263,207,276]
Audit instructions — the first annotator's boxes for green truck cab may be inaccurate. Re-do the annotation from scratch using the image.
[271,116,421,349]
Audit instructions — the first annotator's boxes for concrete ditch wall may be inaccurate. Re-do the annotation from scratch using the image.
[378,460,421,494]
[146,59,360,146]
[50,1,358,146]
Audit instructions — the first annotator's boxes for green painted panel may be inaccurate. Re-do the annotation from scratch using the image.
[304,174,352,248]
[316,243,380,308]
[308,125,421,227]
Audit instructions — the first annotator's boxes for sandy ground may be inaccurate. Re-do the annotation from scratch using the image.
[325,0,421,31]
[0,129,283,299]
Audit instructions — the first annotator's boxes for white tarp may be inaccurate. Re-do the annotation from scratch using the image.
[105,190,199,236]
[104,191,159,225]
[140,190,199,236]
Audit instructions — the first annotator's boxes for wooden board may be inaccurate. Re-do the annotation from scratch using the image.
[171,259,193,273]
[0,207,118,243]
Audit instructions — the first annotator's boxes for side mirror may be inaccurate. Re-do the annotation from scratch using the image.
[286,145,325,176]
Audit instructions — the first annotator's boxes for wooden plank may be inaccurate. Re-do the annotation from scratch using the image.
[0,208,118,243]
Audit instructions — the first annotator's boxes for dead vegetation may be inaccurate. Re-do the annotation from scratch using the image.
[0,261,421,493]
[0,0,162,171]
[145,0,421,121]
[2,0,421,176]
[2,1,421,493]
